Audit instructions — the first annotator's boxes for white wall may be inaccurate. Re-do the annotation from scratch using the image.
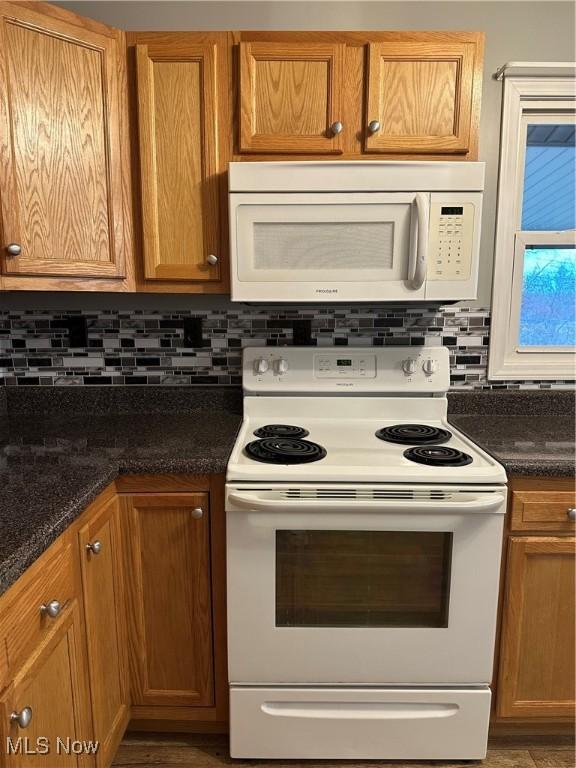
[55,1,576,307]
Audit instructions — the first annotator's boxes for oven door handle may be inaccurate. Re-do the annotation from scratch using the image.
[408,192,429,290]
[227,492,506,514]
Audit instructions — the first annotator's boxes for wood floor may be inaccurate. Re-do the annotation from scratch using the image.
[112,733,575,768]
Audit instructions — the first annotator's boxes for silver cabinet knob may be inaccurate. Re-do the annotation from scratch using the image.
[6,243,21,256]
[206,254,218,266]
[86,540,102,555]
[40,599,61,619]
[368,120,381,134]
[330,121,343,136]
[568,508,576,521]
[191,507,203,519]
[11,707,32,729]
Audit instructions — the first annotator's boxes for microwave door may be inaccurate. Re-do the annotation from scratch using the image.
[231,192,428,302]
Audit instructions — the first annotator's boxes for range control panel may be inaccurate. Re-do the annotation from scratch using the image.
[315,354,376,378]
[428,202,475,281]
[243,347,450,394]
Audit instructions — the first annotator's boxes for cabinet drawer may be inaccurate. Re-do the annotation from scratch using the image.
[511,489,576,532]
[0,539,76,674]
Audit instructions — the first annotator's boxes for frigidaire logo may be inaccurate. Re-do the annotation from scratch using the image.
[315,288,338,293]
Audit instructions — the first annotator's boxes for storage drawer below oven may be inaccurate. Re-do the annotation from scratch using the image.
[230,686,491,760]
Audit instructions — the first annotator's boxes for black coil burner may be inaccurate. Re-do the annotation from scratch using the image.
[245,437,326,465]
[376,424,452,445]
[403,445,473,467]
[253,424,309,439]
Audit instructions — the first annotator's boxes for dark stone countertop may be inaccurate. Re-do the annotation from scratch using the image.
[0,388,242,596]
[449,414,575,478]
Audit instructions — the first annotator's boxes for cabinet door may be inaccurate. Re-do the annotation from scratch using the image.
[0,2,127,279]
[0,603,93,767]
[135,39,225,284]
[365,42,477,155]
[124,493,214,707]
[497,536,575,718]
[239,42,345,154]
[79,497,128,768]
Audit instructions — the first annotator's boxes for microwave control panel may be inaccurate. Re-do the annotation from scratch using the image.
[428,203,475,281]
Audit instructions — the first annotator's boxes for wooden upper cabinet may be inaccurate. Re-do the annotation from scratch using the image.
[365,40,479,155]
[0,2,129,282]
[497,536,575,719]
[239,42,345,154]
[132,34,228,289]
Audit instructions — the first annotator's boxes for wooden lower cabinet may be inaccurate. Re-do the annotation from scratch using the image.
[497,536,575,719]
[123,492,214,708]
[0,475,227,767]
[495,478,576,723]
[116,474,228,730]
[0,602,94,767]
[78,497,129,767]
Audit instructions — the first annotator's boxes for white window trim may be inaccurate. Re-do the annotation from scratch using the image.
[489,75,576,380]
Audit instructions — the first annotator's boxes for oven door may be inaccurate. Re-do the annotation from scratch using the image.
[226,485,505,685]
[229,192,429,302]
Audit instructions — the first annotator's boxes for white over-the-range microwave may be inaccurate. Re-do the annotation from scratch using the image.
[228,161,485,303]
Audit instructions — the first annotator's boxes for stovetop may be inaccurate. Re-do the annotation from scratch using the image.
[227,397,506,485]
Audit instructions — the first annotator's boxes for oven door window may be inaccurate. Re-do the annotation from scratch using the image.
[276,530,452,628]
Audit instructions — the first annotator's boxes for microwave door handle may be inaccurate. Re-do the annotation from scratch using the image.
[408,193,430,289]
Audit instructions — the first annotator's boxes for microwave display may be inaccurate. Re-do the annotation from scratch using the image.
[441,206,464,216]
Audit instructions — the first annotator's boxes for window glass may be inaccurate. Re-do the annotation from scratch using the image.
[276,530,452,628]
[519,246,576,347]
[521,123,576,231]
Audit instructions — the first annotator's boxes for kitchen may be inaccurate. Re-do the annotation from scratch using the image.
[0,0,574,766]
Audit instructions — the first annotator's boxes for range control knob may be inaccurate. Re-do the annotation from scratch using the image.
[255,358,269,375]
[422,358,439,376]
[275,358,289,375]
[401,358,417,376]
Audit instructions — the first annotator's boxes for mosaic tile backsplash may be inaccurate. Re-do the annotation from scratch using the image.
[0,306,573,389]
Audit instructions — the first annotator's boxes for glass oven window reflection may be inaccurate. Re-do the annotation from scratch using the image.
[276,530,452,628]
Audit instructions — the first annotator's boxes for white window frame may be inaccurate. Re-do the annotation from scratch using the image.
[489,73,576,380]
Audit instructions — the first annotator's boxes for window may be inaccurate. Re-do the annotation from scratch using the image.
[489,67,576,380]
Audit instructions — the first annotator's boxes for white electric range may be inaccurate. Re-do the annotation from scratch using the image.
[226,346,507,761]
